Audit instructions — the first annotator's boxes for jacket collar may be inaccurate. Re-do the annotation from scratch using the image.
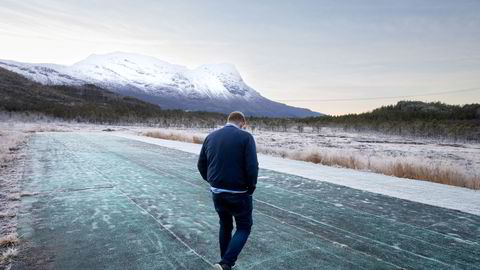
[225,122,239,129]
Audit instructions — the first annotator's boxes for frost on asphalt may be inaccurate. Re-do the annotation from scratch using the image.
[11,133,480,270]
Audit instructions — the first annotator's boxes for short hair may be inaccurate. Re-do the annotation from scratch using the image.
[227,111,246,124]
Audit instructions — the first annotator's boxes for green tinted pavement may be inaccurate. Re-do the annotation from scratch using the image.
[12,133,480,269]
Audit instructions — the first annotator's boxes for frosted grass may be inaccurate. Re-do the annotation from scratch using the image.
[140,127,480,189]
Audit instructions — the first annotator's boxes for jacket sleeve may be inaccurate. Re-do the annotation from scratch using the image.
[245,134,259,194]
[197,140,208,181]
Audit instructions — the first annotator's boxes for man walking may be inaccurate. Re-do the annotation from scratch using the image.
[197,111,259,270]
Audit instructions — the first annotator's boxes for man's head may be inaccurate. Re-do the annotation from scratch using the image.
[227,111,246,129]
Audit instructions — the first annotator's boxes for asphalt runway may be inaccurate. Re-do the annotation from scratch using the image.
[11,133,480,269]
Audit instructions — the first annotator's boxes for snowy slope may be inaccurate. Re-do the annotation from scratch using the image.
[0,52,321,117]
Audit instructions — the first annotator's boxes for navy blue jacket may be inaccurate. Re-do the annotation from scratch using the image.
[197,125,259,194]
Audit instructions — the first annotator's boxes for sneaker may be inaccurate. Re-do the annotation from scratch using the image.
[213,263,231,270]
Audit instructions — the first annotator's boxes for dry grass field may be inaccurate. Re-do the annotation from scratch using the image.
[143,128,480,190]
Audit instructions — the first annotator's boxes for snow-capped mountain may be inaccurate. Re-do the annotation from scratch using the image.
[0,52,322,117]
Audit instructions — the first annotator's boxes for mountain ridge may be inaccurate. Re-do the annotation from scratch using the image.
[0,52,322,117]
[0,66,227,124]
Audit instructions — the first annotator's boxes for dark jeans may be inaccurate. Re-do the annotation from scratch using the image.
[212,192,253,267]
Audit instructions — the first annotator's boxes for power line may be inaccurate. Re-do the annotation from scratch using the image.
[275,87,480,103]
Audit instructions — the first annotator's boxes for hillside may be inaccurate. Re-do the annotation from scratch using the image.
[0,67,225,125]
[336,101,480,121]
[298,101,480,141]
[0,52,322,117]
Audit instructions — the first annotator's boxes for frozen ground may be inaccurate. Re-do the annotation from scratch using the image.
[118,133,480,216]
[3,119,479,185]
[0,126,30,268]
[9,132,480,269]
[254,128,480,170]
[139,127,480,182]
[137,127,480,189]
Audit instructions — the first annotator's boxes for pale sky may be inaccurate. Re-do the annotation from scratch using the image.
[1,0,479,115]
